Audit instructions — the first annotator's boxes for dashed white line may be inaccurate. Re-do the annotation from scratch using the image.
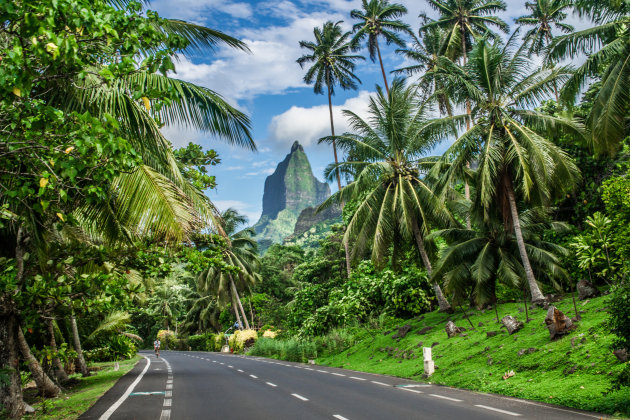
[266,382,277,387]
[400,388,423,394]
[333,415,349,420]
[165,391,172,397]
[429,394,462,402]
[250,375,258,379]
[304,368,314,371]
[331,373,345,377]
[371,381,389,386]
[349,376,366,381]
[166,384,173,390]
[237,369,244,373]
[163,399,172,407]
[159,409,171,420]
[474,405,521,417]
[292,393,309,401]
[220,363,224,365]
[228,365,234,368]
[317,370,328,373]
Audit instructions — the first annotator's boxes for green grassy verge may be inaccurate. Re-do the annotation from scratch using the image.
[264,294,630,417]
[23,355,141,420]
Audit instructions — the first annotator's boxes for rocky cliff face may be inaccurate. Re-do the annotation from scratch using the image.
[253,141,330,250]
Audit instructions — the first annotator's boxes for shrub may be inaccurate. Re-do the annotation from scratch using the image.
[188,334,209,351]
[262,330,278,338]
[609,279,630,350]
[248,337,315,362]
[83,347,114,363]
[107,335,137,360]
[157,330,177,349]
[229,329,258,353]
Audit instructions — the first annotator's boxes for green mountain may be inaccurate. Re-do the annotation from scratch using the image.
[253,141,330,251]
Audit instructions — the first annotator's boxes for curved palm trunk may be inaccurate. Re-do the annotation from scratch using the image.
[16,326,60,397]
[461,33,472,230]
[375,37,390,96]
[411,219,453,313]
[70,315,89,377]
[46,319,69,383]
[231,298,243,330]
[229,277,250,330]
[506,182,547,305]
[326,77,352,278]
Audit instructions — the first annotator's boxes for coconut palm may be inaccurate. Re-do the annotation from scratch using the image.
[547,0,630,156]
[393,26,453,116]
[515,0,574,55]
[430,37,582,305]
[297,21,363,276]
[297,21,364,192]
[319,79,455,312]
[431,207,570,310]
[350,0,413,95]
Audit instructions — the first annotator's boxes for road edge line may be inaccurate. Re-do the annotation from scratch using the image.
[99,355,151,420]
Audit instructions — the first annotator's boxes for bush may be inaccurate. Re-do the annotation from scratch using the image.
[107,335,137,360]
[188,334,209,351]
[229,329,258,353]
[609,279,630,350]
[83,347,114,363]
[248,337,316,362]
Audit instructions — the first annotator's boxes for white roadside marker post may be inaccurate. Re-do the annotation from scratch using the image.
[423,347,434,376]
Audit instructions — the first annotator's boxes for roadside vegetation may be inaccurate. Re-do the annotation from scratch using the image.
[1,0,629,418]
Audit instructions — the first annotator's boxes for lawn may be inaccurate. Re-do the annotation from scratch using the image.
[23,355,141,420]
[316,294,630,417]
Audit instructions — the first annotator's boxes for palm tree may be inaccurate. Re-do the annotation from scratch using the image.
[431,37,582,305]
[297,21,363,276]
[393,26,453,116]
[547,0,630,156]
[319,79,455,312]
[350,0,413,95]
[515,0,574,55]
[432,207,570,312]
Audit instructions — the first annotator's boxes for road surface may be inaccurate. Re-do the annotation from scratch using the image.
[81,351,606,420]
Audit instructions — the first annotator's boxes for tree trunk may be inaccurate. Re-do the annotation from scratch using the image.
[0,227,27,418]
[231,298,243,330]
[461,34,472,230]
[46,319,69,383]
[230,278,250,330]
[0,303,24,419]
[327,77,352,278]
[375,37,389,96]
[70,315,89,377]
[16,326,60,397]
[506,182,547,305]
[411,218,453,313]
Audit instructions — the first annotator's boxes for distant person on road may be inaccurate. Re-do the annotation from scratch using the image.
[154,339,161,358]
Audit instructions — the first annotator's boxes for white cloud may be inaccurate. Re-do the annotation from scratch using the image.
[268,90,373,148]
[213,199,260,225]
[149,0,252,24]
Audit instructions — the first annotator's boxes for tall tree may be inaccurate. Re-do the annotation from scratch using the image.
[297,21,364,276]
[350,0,413,95]
[421,0,508,226]
[431,37,582,305]
[547,0,630,156]
[515,0,574,55]
[320,79,455,312]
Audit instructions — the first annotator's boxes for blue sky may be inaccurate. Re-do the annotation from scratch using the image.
[152,0,590,225]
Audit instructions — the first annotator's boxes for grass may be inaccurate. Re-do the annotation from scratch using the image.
[262,294,630,417]
[23,355,141,420]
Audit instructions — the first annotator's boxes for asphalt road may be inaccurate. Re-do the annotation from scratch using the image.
[81,351,606,420]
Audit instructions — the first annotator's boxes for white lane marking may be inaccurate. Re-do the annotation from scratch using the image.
[165,391,172,397]
[237,369,244,373]
[250,375,258,379]
[166,384,173,390]
[304,368,314,371]
[429,394,462,402]
[212,361,217,363]
[160,410,171,420]
[333,416,349,420]
[317,370,328,373]
[163,399,172,407]
[228,365,234,368]
[400,388,423,394]
[292,393,309,401]
[266,382,277,387]
[371,381,389,386]
[99,355,151,420]
[166,380,173,384]
[349,376,366,381]
[331,373,345,377]
[474,405,521,417]
[220,363,224,365]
